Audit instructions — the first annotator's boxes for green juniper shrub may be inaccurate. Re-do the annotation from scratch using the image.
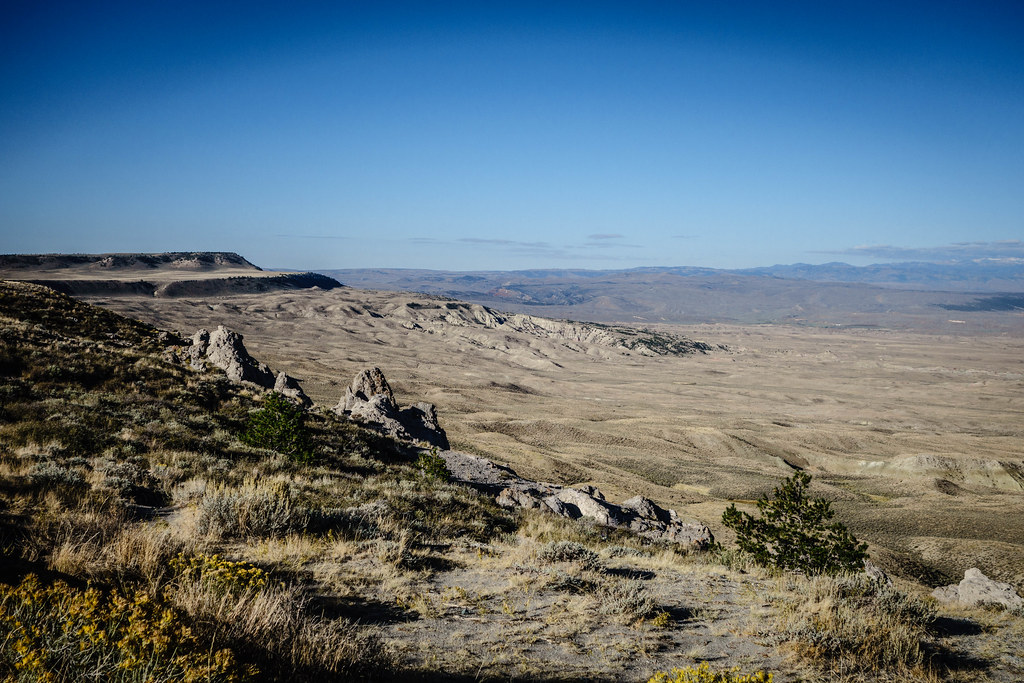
[240,392,315,464]
[415,447,451,482]
[722,471,867,575]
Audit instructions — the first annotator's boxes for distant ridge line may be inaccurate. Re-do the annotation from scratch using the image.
[0,252,259,271]
[24,273,343,297]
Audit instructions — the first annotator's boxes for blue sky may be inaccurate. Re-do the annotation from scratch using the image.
[1,1,1022,270]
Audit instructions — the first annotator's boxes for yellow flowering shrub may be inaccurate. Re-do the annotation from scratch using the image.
[0,574,252,682]
[648,661,773,683]
[170,553,272,595]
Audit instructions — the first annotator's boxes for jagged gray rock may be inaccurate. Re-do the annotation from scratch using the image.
[185,326,310,406]
[487,475,713,550]
[205,326,274,385]
[274,370,312,408]
[932,568,1024,610]
[555,487,627,527]
[931,584,960,604]
[622,495,672,524]
[334,367,449,449]
[496,487,545,510]
[655,522,715,547]
[187,329,211,370]
[342,367,395,412]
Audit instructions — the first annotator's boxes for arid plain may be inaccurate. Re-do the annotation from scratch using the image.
[84,284,1024,590]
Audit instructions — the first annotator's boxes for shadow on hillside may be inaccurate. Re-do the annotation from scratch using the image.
[398,669,628,682]
[605,566,656,581]
[932,616,983,637]
[0,552,91,591]
[313,594,418,625]
[925,618,991,679]
[662,604,697,623]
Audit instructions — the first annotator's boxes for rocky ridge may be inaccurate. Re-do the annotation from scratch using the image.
[0,251,260,272]
[175,325,713,550]
[373,298,720,357]
[438,449,715,549]
[27,272,342,298]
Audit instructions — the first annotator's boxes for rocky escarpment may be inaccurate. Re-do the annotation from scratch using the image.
[28,272,342,298]
[332,367,449,450]
[0,251,260,272]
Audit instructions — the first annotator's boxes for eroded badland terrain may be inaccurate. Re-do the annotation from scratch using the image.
[2,253,1022,681]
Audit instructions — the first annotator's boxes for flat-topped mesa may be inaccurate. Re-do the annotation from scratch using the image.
[333,367,449,450]
[186,325,311,407]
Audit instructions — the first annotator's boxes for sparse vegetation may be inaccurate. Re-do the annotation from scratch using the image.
[537,540,602,571]
[0,574,251,682]
[241,392,315,463]
[722,471,868,576]
[1,280,1020,682]
[647,662,773,683]
[414,446,451,481]
[772,573,938,676]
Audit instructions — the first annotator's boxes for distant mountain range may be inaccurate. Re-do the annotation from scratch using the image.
[2,253,1020,331]
[326,260,1024,294]
[322,261,1024,331]
[730,260,1024,292]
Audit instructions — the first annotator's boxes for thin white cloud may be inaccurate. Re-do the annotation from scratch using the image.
[276,234,348,240]
[458,238,552,248]
[814,241,1024,263]
[586,233,624,240]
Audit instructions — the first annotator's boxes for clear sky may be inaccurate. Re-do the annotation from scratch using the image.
[2,1,1022,270]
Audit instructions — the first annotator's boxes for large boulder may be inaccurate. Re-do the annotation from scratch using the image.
[932,568,1024,610]
[555,487,627,527]
[653,522,714,549]
[622,495,673,524]
[334,367,448,449]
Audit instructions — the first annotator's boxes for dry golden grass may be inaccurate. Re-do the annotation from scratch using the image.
[4,280,1022,681]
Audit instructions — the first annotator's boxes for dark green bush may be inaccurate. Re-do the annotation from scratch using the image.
[722,472,867,575]
[414,448,451,482]
[240,392,315,463]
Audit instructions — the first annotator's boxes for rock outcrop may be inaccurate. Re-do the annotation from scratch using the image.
[186,325,310,406]
[333,367,449,450]
[475,464,714,549]
[931,568,1024,611]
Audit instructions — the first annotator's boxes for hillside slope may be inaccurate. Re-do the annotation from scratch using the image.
[4,281,1023,681]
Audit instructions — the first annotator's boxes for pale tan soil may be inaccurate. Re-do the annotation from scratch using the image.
[82,287,1024,591]
[379,548,791,681]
